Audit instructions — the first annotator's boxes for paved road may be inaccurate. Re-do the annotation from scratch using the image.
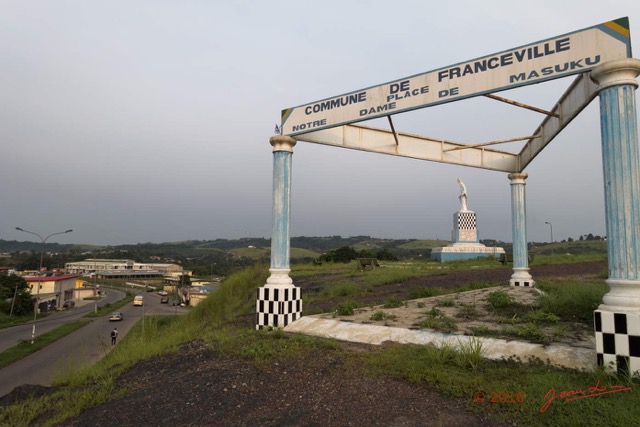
[0,289,125,353]
[0,289,189,398]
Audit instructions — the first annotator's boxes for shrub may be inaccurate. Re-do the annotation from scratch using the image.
[507,324,547,343]
[455,305,480,319]
[486,290,514,309]
[523,310,560,324]
[383,297,404,308]
[370,311,397,321]
[437,298,455,307]
[334,301,358,316]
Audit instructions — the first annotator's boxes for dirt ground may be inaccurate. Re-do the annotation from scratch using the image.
[2,261,606,426]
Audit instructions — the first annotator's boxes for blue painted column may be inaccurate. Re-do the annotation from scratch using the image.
[508,173,534,287]
[592,60,640,306]
[268,136,295,283]
[591,59,640,375]
[256,135,302,329]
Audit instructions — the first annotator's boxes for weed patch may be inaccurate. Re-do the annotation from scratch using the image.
[436,297,455,307]
[506,323,548,344]
[413,307,457,333]
[486,290,514,309]
[537,278,606,323]
[455,304,481,319]
[383,297,404,308]
[370,311,397,321]
[334,301,358,316]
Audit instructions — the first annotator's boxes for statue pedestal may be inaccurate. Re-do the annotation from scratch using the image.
[431,210,505,262]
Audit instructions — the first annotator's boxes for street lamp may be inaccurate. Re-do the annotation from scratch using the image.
[544,221,554,243]
[15,227,73,344]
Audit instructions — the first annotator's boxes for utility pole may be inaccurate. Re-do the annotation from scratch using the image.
[16,227,73,344]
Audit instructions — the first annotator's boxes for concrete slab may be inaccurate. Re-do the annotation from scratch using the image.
[285,316,596,371]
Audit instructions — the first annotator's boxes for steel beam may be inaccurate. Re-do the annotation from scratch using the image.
[295,124,518,173]
[517,74,599,170]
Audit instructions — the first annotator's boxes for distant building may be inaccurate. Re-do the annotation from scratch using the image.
[25,275,78,312]
[65,259,190,279]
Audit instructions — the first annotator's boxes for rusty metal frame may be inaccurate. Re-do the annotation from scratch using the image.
[293,73,598,174]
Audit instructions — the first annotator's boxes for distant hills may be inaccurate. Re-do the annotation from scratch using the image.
[0,236,505,259]
[1,235,608,261]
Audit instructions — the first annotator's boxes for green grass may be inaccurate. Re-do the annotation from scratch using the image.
[369,311,397,321]
[536,278,607,323]
[358,343,639,426]
[334,300,358,316]
[0,313,39,329]
[357,266,426,287]
[530,250,607,265]
[486,290,515,309]
[437,297,456,307]
[321,281,360,298]
[0,309,62,329]
[413,307,458,333]
[382,297,404,308]
[532,240,607,257]
[0,320,91,369]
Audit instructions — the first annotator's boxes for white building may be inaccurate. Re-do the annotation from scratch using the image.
[65,259,189,278]
[25,275,78,312]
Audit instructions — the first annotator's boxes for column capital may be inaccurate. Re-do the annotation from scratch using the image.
[590,58,640,92]
[508,172,528,184]
[270,135,297,152]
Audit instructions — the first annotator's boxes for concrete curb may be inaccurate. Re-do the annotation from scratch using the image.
[285,316,596,370]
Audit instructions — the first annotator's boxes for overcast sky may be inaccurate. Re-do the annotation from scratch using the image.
[1,1,639,246]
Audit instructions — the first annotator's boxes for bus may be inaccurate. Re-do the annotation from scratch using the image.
[134,295,144,306]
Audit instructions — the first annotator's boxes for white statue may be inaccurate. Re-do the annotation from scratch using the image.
[457,178,468,211]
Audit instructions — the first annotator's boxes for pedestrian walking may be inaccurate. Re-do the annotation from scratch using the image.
[111,328,118,345]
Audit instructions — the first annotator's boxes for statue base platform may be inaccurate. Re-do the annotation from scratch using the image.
[431,244,505,262]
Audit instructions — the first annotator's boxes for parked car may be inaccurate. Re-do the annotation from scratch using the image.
[109,312,124,321]
[160,297,169,304]
[62,300,75,309]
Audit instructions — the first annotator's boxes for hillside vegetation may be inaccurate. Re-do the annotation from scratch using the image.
[2,246,636,427]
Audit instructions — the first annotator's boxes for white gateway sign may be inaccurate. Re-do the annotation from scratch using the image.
[281,18,632,136]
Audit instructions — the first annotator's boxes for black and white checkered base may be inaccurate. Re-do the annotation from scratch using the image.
[594,310,640,376]
[510,279,534,287]
[456,212,477,230]
[256,286,302,330]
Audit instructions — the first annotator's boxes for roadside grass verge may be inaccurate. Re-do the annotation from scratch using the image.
[0,290,131,371]
[0,265,269,427]
[0,314,40,330]
[0,320,91,369]
[0,311,57,330]
[55,263,269,388]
